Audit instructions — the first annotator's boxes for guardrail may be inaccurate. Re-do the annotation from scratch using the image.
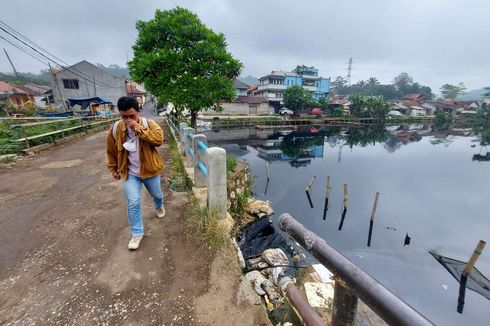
[10,116,117,149]
[177,123,227,218]
[167,114,181,136]
[278,213,434,326]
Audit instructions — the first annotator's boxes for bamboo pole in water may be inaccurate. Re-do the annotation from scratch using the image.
[367,192,380,247]
[323,176,331,220]
[338,184,349,230]
[305,176,317,192]
[343,184,348,210]
[265,161,270,181]
[458,240,486,313]
[463,240,486,276]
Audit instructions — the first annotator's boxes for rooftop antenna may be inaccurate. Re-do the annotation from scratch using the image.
[346,57,353,86]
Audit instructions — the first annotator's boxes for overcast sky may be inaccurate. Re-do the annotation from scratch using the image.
[0,0,488,91]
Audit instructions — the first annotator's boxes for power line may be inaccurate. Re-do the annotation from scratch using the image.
[0,22,122,89]
[0,34,49,66]
[0,20,70,67]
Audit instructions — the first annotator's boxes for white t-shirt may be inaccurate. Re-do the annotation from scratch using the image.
[126,127,141,177]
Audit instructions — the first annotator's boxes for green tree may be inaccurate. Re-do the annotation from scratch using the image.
[470,107,490,145]
[433,111,453,131]
[393,72,414,93]
[348,94,390,119]
[364,96,391,119]
[284,85,309,112]
[129,7,242,127]
[440,83,467,100]
[330,76,348,94]
[317,97,328,110]
[348,93,365,117]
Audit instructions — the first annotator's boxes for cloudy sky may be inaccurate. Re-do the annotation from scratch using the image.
[0,0,488,91]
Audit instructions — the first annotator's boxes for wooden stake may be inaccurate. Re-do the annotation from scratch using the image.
[463,240,486,276]
[326,176,331,199]
[343,184,348,210]
[367,192,380,247]
[458,240,485,313]
[265,161,270,181]
[370,192,380,221]
[305,176,317,192]
[305,190,314,208]
[323,176,331,220]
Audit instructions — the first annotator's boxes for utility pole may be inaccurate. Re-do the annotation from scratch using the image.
[3,48,19,79]
[49,62,68,112]
[93,76,97,96]
[346,57,353,87]
[84,79,90,97]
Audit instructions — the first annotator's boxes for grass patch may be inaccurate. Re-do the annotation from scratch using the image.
[169,149,193,191]
[165,120,193,191]
[188,198,228,249]
[229,175,254,219]
[226,155,237,175]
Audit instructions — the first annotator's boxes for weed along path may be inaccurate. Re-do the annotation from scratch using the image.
[0,121,269,325]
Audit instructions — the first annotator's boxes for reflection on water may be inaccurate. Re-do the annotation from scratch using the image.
[206,123,490,326]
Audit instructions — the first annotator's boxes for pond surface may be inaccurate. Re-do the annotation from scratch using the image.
[205,124,490,325]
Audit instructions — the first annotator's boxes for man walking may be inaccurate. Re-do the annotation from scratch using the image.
[107,96,165,250]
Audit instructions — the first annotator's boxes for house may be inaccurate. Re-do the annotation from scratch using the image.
[17,83,52,107]
[233,79,249,96]
[254,65,330,110]
[409,106,428,116]
[402,94,424,102]
[0,81,36,110]
[125,80,147,107]
[50,60,127,108]
[217,95,272,115]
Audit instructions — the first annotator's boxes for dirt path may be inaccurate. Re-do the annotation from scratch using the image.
[0,121,269,326]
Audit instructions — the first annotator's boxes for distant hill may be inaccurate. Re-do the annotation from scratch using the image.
[0,70,51,86]
[96,63,130,78]
[458,87,489,101]
[238,75,258,86]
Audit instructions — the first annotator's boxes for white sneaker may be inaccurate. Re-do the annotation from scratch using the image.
[156,206,165,218]
[128,236,143,250]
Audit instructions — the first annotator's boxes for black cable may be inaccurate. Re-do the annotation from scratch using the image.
[0,34,49,66]
[0,23,122,89]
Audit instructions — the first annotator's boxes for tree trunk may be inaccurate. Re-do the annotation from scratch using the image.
[191,111,197,129]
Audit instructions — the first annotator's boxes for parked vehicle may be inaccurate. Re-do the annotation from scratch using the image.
[307,108,324,116]
[279,108,294,116]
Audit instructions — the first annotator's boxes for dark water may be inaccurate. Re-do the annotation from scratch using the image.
[205,124,490,325]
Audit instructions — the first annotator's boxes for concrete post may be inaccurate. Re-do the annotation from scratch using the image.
[192,134,207,188]
[182,127,195,166]
[179,122,187,154]
[206,147,227,218]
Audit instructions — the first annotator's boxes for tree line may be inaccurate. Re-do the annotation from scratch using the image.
[330,72,434,100]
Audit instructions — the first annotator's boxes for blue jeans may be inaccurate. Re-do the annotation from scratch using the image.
[123,174,164,237]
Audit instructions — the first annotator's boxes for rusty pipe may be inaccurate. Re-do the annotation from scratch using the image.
[278,213,433,326]
[279,277,325,326]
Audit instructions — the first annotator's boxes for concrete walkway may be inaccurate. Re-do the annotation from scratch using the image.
[0,121,269,325]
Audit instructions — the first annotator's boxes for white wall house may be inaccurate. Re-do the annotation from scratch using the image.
[51,60,127,107]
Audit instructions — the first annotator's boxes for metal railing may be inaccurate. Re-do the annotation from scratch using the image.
[167,114,181,136]
[10,116,117,149]
[278,213,434,326]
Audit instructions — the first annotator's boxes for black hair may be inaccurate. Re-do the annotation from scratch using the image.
[117,96,140,111]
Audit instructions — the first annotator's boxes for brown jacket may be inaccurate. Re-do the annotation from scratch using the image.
[106,119,164,180]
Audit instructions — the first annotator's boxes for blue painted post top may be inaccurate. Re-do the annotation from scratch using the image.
[197,140,208,151]
[198,161,208,176]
